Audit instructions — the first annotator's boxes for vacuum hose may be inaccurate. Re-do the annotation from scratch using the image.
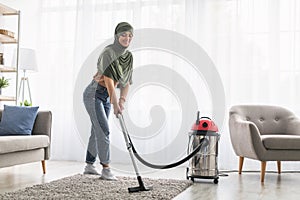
[118,114,209,169]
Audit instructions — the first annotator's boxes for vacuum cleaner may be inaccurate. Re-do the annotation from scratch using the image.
[186,112,220,184]
[117,111,219,193]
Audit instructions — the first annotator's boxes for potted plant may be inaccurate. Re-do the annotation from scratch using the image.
[0,76,9,95]
[20,99,32,106]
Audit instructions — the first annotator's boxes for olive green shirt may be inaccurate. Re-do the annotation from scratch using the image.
[97,45,133,88]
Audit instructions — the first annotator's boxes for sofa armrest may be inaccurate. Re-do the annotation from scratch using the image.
[32,111,52,137]
[32,111,52,160]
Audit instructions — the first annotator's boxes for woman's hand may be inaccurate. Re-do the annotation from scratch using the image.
[118,97,125,111]
[113,103,122,115]
[118,101,124,111]
[113,98,125,116]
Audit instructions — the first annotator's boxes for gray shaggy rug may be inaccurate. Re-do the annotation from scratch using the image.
[0,174,192,200]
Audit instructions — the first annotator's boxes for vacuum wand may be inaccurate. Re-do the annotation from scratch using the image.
[117,114,152,193]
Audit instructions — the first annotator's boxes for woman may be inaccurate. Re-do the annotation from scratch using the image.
[83,22,133,180]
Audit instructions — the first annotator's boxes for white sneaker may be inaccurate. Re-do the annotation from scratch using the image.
[100,168,117,181]
[83,164,100,175]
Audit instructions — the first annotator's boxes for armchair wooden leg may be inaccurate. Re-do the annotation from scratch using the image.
[41,160,46,174]
[277,161,281,174]
[239,156,244,174]
[261,161,266,182]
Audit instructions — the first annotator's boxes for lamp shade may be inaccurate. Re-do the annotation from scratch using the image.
[12,48,38,71]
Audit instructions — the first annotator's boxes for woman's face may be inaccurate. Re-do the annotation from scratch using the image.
[118,31,133,47]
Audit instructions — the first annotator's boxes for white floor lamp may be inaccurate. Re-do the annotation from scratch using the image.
[14,48,38,106]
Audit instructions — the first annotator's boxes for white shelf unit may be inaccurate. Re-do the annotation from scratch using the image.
[0,3,20,104]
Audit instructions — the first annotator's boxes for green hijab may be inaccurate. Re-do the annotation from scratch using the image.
[97,22,133,87]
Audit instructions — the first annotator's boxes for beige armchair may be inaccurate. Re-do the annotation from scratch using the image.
[229,105,300,182]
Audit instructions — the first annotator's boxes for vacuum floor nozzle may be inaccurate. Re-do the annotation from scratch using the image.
[128,176,153,193]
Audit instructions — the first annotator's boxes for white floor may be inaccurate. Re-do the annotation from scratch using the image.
[1,160,300,200]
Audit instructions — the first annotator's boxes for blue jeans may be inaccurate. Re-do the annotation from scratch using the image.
[83,80,111,165]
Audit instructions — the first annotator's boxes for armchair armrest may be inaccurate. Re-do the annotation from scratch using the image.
[286,116,300,135]
[229,115,266,160]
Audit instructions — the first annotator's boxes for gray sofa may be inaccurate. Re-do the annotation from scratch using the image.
[0,110,52,174]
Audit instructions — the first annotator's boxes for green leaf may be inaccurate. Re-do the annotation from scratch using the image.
[0,76,10,88]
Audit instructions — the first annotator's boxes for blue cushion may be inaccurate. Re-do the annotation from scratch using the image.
[0,105,39,136]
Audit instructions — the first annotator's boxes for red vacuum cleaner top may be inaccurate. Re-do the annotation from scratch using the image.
[191,117,219,132]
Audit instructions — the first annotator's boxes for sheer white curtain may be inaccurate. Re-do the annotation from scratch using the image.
[185,0,300,170]
[9,0,299,171]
